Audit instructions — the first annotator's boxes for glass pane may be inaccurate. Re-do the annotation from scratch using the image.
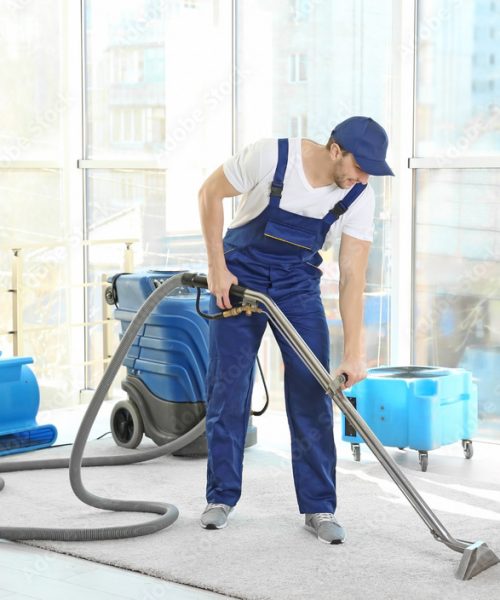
[0,171,84,409]
[416,0,500,156]
[0,0,62,160]
[0,171,63,247]
[85,0,231,163]
[414,170,500,439]
[236,0,393,143]
[236,0,394,409]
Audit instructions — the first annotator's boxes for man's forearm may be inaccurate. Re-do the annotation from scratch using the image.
[198,165,242,271]
[198,188,226,269]
[197,165,242,308]
[338,278,365,359]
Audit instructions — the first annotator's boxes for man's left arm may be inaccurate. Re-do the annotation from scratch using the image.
[335,232,371,388]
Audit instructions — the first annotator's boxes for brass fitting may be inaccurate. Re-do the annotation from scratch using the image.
[222,304,263,318]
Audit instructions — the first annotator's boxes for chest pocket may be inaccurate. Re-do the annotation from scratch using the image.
[263,219,319,251]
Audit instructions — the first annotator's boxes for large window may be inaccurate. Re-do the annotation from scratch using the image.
[84,0,232,386]
[1,0,498,443]
[414,170,500,366]
[0,1,84,409]
[414,0,500,439]
[416,0,500,156]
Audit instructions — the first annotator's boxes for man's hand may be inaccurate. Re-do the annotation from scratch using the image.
[334,356,367,389]
[208,266,239,310]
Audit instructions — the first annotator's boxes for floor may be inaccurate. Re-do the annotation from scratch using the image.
[0,399,235,600]
[1,399,499,599]
[0,541,235,600]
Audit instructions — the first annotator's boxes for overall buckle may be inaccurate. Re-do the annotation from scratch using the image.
[331,201,347,217]
[270,184,283,197]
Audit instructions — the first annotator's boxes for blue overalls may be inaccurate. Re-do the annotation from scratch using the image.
[205,139,366,513]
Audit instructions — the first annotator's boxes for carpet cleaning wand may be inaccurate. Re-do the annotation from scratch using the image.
[181,273,500,581]
[0,272,499,581]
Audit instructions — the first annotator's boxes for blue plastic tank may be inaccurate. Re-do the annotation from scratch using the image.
[341,366,477,452]
[113,271,210,404]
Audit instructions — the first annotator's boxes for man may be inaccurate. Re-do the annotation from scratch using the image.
[197,116,394,543]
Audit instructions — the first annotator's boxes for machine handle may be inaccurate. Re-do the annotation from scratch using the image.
[333,372,349,389]
[181,272,248,299]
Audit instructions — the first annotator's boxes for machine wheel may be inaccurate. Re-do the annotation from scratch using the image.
[462,439,473,459]
[351,443,361,462]
[418,451,428,472]
[111,400,144,449]
[104,285,116,306]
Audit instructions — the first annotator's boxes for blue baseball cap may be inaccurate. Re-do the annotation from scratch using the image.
[331,116,394,176]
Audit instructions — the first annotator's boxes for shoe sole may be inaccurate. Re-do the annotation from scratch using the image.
[201,522,227,530]
[304,523,346,545]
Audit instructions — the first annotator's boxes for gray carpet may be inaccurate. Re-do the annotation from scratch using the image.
[1,437,499,600]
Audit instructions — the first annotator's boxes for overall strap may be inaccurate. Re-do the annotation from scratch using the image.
[269,138,289,208]
[324,183,367,226]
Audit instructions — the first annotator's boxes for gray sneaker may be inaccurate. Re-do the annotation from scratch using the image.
[305,513,346,544]
[200,503,234,529]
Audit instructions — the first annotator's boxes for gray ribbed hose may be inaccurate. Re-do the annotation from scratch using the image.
[0,273,206,541]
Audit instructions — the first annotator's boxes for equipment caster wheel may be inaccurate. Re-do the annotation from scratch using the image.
[104,285,116,305]
[111,400,144,449]
[418,451,428,472]
[351,443,361,462]
[462,439,473,459]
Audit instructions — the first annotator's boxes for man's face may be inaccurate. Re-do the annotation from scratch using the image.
[330,145,370,189]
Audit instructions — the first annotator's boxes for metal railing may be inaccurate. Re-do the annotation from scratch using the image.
[2,240,136,377]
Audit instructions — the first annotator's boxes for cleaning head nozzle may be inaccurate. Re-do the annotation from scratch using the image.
[455,541,500,580]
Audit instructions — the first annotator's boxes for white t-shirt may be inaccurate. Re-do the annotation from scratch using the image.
[223,138,375,249]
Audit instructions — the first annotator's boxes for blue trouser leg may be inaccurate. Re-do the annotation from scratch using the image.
[205,294,268,506]
[269,283,337,514]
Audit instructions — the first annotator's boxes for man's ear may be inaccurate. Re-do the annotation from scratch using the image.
[329,143,342,160]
